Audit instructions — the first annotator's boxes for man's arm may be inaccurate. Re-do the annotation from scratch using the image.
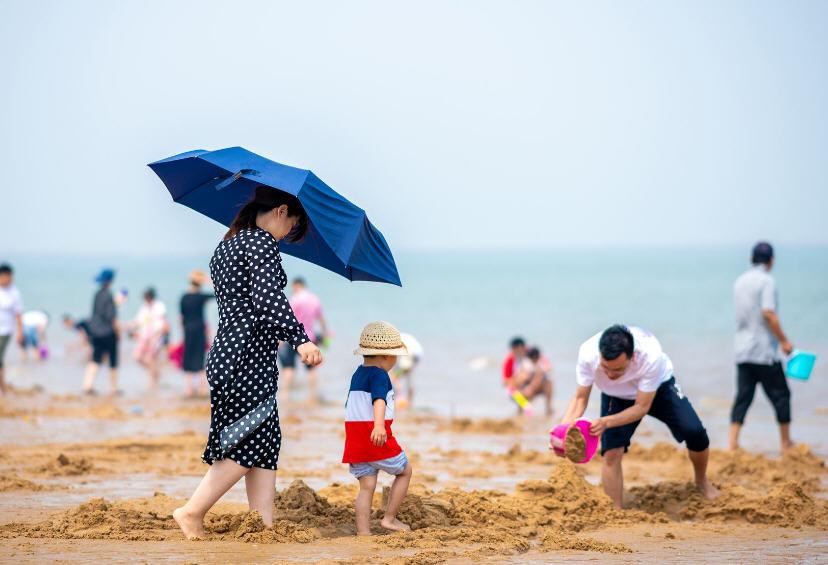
[14,313,23,346]
[590,389,656,435]
[762,310,793,355]
[560,385,592,425]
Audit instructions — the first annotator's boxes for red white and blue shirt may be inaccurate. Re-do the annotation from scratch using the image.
[342,365,402,464]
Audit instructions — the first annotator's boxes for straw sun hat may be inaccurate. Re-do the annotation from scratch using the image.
[353,321,409,356]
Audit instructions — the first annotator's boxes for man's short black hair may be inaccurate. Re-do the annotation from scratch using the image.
[599,325,634,361]
[751,241,774,265]
[510,337,526,349]
[0,263,12,276]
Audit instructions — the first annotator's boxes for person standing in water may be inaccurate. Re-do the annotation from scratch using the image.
[551,325,718,508]
[173,186,322,540]
[278,277,328,404]
[180,270,214,397]
[131,287,169,390]
[730,242,795,452]
[83,268,120,395]
[0,263,24,395]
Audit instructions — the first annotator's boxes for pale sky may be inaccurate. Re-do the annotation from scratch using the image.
[1,1,826,255]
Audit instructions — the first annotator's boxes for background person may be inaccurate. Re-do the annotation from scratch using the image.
[131,287,169,390]
[730,241,795,452]
[20,309,49,361]
[82,268,119,395]
[278,277,328,404]
[0,263,24,395]
[180,270,214,397]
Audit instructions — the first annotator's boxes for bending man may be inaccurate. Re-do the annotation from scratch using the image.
[551,325,718,508]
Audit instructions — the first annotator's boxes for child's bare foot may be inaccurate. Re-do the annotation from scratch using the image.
[696,478,719,501]
[380,517,411,532]
[173,507,205,540]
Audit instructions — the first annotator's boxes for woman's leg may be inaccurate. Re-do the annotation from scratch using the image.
[173,459,249,539]
[183,371,195,396]
[244,467,277,526]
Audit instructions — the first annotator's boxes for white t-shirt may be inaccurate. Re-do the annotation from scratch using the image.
[576,326,673,400]
[0,285,23,336]
[22,310,49,329]
[135,300,167,337]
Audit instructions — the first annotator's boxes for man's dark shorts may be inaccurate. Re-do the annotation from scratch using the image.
[600,376,709,455]
[91,333,118,368]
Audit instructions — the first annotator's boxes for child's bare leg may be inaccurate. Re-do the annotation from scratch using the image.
[381,464,412,532]
[245,467,276,526]
[543,379,554,416]
[355,474,377,535]
[82,362,99,392]
[174,458,248,539]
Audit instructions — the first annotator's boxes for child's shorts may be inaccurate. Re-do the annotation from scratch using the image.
[349,451,409,479]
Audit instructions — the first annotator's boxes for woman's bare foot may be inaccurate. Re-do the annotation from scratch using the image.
[173,507,205,540]
[696,478,719,500]
[380,517,411,532]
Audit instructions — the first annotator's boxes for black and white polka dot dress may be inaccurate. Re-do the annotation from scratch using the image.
[202,227,309,470]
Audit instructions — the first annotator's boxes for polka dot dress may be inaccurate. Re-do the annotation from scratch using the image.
[202,227,309,470]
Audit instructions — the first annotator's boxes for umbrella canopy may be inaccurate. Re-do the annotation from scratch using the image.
[148,147,401,286]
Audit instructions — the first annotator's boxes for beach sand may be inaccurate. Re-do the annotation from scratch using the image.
[1,386,827,563]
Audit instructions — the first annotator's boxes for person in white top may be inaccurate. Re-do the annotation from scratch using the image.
[0,264,24,395]
[550,325,718,508]
[730,242,794,452]
[130,287,169,389]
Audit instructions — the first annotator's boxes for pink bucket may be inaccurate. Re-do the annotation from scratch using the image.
[550,419,599,464]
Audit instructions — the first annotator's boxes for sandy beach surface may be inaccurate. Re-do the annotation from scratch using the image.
[1,381,827,564]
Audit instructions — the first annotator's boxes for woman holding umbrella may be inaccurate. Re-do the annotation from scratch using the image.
[173,187,322,539]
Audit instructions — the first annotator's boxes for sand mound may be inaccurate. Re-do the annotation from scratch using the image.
[0,474,46,492]
[440,417,522,434]
[273,480,354,534]
[627,479,828,528]
[714,445,825,492]
[38,454,96,476]
[540,530,633,553]
[0,493,317,543]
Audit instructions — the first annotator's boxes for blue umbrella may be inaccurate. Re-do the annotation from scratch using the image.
[148,147,401,286]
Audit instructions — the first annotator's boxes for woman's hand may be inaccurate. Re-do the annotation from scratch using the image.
[371,424,387,447]
[297,341,322,367]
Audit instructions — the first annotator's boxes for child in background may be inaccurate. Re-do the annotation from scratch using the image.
[343,321,413,535]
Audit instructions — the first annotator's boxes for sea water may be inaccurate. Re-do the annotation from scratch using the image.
[4,246,827,452]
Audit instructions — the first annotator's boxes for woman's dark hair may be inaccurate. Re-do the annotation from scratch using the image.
[224,186,308,243]
[599,325,634,361]
[527,347,541,361]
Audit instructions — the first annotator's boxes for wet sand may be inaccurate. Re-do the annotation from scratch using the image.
[1,386,827,563]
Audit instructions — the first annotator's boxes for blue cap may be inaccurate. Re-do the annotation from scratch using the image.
[94,268,116,284]
[752,242,774,264]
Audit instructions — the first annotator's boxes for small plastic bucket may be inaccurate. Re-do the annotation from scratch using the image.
[550,419,600,464]
[786,350,817,381]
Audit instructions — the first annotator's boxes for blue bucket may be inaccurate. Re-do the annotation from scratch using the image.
[786,350,817,381]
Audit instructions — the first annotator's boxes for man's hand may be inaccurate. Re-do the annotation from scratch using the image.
[781,340,794,356]
[297,342,322,367]
[589,417,609,436]
[371,425,387,447]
